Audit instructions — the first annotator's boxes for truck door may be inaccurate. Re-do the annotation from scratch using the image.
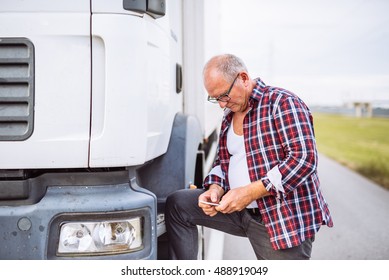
[89,0,183,168]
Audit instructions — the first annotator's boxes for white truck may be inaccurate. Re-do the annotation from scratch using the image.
[0,0,221,259]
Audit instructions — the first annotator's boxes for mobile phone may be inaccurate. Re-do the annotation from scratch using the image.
[199,200,220,206]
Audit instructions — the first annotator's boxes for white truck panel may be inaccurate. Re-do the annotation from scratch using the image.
[182,1,223,139]
[89,12,180,167]
[0,12,91,168]
[90,14,148,167]
[0,0,89,12]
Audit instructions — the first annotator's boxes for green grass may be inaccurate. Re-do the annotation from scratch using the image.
[313,113,389,190]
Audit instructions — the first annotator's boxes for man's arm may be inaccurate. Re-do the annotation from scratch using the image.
[262,96,318,199]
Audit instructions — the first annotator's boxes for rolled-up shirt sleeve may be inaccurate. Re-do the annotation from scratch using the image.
[262,166,285,200]
[202,165,226,191]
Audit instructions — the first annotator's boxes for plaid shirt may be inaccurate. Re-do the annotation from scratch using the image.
[203,78,333,250]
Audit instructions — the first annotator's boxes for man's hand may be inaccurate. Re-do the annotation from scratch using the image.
[216,180,269,214]
[198,184,224,217]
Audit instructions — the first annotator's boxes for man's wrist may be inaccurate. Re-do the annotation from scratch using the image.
[249,180,270,200]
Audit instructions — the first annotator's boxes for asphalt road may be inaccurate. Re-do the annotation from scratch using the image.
[204,154,389,260]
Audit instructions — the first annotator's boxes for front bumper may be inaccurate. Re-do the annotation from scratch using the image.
[0,180,156,260]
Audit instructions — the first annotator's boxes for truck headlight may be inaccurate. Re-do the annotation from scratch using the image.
[57,217,143,255]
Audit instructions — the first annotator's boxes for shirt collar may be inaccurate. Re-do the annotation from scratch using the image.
[250,77,267,102]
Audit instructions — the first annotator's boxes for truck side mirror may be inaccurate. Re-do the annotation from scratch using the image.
[123,0,166,18]
[147,0,166,18]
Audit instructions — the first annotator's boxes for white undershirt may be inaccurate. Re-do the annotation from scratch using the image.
[227,120,257,209]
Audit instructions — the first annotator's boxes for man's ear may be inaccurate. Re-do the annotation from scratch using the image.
[240,72,250,86]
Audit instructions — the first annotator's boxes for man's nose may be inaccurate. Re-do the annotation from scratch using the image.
[218,100,227,109]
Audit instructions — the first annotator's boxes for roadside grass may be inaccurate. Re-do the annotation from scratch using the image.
[313,113,389,190]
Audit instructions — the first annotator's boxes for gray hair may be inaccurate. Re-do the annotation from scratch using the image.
[203,54,248,82]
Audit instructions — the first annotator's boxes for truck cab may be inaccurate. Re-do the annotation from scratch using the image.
[0,0,221,259]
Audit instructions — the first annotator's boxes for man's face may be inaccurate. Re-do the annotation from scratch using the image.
[205,70,248,113]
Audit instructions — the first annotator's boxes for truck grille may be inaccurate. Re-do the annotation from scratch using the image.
[0,38,34,141]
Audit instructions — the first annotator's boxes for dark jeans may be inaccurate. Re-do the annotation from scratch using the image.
[165,189,313,260]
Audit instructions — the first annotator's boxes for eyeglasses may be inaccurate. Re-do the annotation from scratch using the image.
[207,74,239,103]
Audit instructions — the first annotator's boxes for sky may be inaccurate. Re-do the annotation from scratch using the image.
[214,0,389,107]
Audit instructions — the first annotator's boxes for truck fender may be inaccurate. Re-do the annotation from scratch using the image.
[136,113,202,213]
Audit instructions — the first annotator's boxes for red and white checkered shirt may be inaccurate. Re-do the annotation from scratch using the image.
[203,78,333,250]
